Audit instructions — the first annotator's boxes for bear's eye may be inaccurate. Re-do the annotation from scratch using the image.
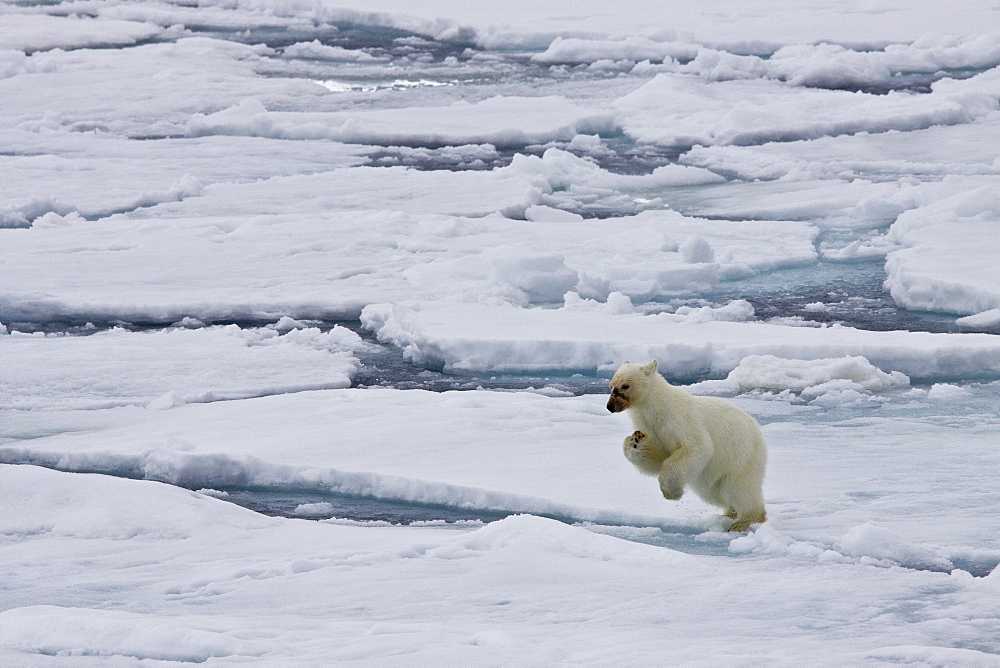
[621,384,630,390]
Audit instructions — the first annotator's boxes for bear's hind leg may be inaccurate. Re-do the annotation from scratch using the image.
[728,508,766,532]
[716,470,766,532]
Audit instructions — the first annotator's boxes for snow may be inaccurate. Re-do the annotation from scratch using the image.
[2,0,999,664]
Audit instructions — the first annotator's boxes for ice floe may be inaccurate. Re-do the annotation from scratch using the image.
[361,300,1000,381]
[0,324,365,410]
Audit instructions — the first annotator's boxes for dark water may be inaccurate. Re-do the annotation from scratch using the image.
[217,488,511,524]
[367,136,685,175]
[714,259,965,333]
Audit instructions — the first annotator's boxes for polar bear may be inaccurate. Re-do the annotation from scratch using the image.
[607,360,767,532]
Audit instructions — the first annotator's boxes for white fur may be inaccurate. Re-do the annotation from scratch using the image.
[609,360,767,532]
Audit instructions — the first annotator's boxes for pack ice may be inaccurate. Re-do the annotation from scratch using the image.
[1,1,999,665]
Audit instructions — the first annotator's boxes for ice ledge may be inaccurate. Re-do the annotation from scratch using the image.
[361,300,1000,382]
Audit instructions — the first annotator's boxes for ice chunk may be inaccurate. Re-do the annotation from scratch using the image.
[726,355,909,394]
[270,316,312,332]
[170,316,206,329]
[532,36,693,65]
[195,488,230,498]
[563,291,635,314]
[800,383,875,407]
[283,40,383,62]
[822,233,900,262]
[0,197,74,229]
[148,391,187,410]
[679,235,715,263]
[293,502,336,517]
[956,308,1000,331]
[604,291,636,315]
[670,300,755,323]
[524,205,584,222]
[926,383,971,400]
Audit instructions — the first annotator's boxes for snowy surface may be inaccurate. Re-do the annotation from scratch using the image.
[0,324,366,410]
[2,0,999,664]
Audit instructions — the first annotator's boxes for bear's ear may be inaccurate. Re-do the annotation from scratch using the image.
[642,360,658,374]
[623,360,631,365]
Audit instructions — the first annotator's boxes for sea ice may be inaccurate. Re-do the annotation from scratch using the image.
[2,1,999,663]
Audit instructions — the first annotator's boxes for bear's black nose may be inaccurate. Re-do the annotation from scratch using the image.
[606,400,617,413]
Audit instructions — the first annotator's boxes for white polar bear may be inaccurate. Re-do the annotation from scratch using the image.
[607,360,767,532]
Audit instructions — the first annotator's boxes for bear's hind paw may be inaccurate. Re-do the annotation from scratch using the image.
[727,519,754,532]
[726,511,766,532]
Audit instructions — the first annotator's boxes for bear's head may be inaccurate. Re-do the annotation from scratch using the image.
[607,359,658,413]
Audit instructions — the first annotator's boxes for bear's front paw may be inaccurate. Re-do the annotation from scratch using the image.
[625,431,646,449]
[623,431,660,475]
